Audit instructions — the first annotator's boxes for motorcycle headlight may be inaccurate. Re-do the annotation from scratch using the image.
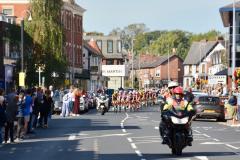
[171,116,189,124]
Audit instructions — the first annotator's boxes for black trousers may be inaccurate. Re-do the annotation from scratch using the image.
[39,111,48,126]
[4,122,14,142]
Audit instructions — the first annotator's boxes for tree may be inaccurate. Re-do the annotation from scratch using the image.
[86,31,104,36]
[190,30,221,42]
[109,23,149,50]
[149,30,192,58]
[134,31,167,54]
[25,0,67,87]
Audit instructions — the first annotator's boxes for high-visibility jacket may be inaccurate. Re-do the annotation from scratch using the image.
[163,98,193,111]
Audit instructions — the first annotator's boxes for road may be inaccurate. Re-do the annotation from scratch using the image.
[0,106,240,160]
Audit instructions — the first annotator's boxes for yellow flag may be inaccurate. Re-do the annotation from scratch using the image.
[19,72,25,87]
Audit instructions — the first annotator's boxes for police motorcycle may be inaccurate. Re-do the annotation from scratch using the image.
[96,94,109,115]
[160,105,195,156]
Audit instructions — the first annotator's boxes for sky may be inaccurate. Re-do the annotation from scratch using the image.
[76,0,232,35]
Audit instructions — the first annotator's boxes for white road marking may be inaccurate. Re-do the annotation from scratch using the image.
[213,138,220,142]
[131,143,137,149]
[195,156,209,160]
[225,144,239,150]
[201,142,239,149]
[203,134,211,138]
[78,133,88,136]
[193,130,201,134]
[154,126,159,130]
[93,139,99,160]
[135,150,143,157]
[68,135,76,141]
[127,138,133,143]
[201,142,222,145]
[122,129,127,133]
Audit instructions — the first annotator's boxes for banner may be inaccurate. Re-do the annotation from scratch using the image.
[19,72,25,87]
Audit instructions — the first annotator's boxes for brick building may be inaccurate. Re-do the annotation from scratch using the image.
[132,54,184,88]
[0,0,85,86]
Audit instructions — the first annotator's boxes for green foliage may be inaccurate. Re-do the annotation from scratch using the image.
[149,30,192,58]
[190,30,221,42]
[86,31,104,36]
[25,0,67,87]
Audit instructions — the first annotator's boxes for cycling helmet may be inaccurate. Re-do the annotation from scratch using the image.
[173,86,183,95]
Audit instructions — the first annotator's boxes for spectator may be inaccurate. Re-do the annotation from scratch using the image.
[72,89,81,116]
[24,89,33,135]
[16,91,25,142]
[184,88,194,103]
[4,88,17,143]
[0,89,6,145]
[33,88,43,129]
[61,90,71,117]
[222,85,228,96]
[27,88,37,134]
[39,90,53,128]
[225,91,238,125]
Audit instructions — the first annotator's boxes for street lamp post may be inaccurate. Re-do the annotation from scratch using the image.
[232,0,236,89]
[19,10,32,88]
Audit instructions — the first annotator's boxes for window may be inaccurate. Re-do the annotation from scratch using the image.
[196,65,199,73]
[189,65,192,74]
[3,9,13,16]
[96,40,102,51]
[117,40,122,53]
[107,40,113,53]
[106,59,114,65]
[202,64,205,73]
[155,69,160,77]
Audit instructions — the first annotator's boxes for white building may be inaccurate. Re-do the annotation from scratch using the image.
[183,40,227,89]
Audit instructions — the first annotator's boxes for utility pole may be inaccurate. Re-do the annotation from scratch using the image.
[138,53,141,89]
[232,0,236,89]
[168,45,170,81]
[72,14,75,85]
[131,38,134,89]
[21,19,24,72]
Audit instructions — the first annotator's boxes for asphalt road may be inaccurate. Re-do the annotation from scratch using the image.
[0,106,240,160]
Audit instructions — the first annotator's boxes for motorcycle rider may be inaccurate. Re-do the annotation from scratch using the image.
[160,86,194,146]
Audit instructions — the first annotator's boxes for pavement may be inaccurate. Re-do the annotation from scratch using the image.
[0,106,240,160]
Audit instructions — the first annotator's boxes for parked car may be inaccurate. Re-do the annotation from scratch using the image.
[193,95,225,122]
